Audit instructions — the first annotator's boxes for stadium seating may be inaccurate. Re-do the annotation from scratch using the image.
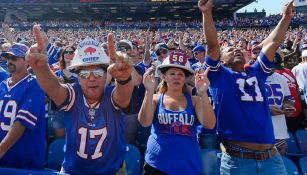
[125,144,141,175]
[299,157,307,175]
[200,149,221,175]
[282,156,299,175]
[47,139,65,170]
[288,132,300,154]
[296,130,307,153]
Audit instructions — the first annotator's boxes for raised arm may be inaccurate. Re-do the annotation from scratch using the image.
[26,25,67,106]
[107,33,134,109]
[261,1,295,61]
[198,0,220,60]
[194,68,216,129]
[138,71,156,127]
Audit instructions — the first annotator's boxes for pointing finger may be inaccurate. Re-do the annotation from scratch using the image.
[33,25,45,51]
[107,33,116,63]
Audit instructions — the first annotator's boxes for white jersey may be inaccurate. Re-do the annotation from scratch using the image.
[265,73,291,139]
[291,62,307,91]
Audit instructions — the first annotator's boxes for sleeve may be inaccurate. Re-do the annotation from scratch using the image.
[108,86,132,115]
[15,84,45,130]
[251,52,273,81]
[281,76,292,101]
[46,43,59,65]
[204,55,222,84]
[57,83,76,112]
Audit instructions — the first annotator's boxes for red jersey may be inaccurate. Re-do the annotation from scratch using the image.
[275,68,302,117]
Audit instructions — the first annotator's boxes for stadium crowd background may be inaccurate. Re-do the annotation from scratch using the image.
[0,0,306,174]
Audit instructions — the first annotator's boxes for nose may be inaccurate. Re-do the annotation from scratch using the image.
[88,73,96,81]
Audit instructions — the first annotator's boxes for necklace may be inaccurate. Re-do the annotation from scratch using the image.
[85,98,100,122]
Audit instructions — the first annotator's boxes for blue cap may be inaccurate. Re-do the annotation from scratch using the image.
[1,43,29,58]
[193,45,206,52]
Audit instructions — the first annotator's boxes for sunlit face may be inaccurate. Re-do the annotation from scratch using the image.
[63,47,75,68]
[6,54,27,74]
[156,49,168,61]
[221,46,245,71]
[78,65,106,103]
[163,67,186,91]
[193,51,205,61]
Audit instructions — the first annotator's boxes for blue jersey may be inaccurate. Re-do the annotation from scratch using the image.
[0,67,9,83]
[191,62,205,71]
[55,70,78,84]
[0,74,46,169]
[146,93,201,175]
[59,84,126,175]
[205,52,275,144]
[188,57,199,66]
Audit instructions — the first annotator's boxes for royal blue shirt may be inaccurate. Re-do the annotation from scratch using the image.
[0,74,46,169]
[146,93,201,175]
[205,52,275,144]
[59,84,126,175]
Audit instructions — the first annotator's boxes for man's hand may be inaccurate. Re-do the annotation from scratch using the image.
[282,0,295,19]
[198,0,213,14]
[195,68,210,95]
[107,33,133,81]
[270,106,284,116]
[25,25,48,70]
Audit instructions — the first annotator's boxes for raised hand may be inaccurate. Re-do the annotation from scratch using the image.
[107,33,133,81]
[195,67,210,95]
[198,0,213,14]
[25,25,48,70]
[143,69,156,93]
[282,0,295,18]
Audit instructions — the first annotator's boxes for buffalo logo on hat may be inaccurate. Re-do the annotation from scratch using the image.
[84,47,97,55]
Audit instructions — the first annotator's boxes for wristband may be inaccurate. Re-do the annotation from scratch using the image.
[116,75,132,85]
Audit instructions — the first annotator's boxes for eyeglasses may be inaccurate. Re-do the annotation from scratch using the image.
[5,54,20,61]
[117,46,131,52]
[194,51,202,56]
[156,50,168,56]
[64,50,74,55]
[78,68,106,79]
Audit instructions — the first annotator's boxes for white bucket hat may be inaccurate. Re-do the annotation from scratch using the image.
[67,38,109,71]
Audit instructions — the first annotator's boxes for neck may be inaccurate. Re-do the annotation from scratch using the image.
[165,89,183,97]
[9,71,29,87]
[63,69,72,78]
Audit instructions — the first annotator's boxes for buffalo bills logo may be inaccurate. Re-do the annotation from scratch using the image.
[84,47,97,55]
[169,51,187,66]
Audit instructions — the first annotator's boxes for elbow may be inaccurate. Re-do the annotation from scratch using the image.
[138,114,152,127]
[138,119,152,128]
[203,116,216,130]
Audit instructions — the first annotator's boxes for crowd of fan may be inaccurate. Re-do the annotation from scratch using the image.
[2,12,306,30]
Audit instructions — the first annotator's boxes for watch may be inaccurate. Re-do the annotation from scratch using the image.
[116,76,132,85]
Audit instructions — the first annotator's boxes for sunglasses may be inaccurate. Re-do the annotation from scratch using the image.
[78,68,105,79]
[5,54,21,61]
[117,46,131,52]
[64,50,74,55]
[156,50,168,56]
[194,51,202,56]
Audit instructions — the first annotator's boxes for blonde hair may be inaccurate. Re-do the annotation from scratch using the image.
[1,43,11,51]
